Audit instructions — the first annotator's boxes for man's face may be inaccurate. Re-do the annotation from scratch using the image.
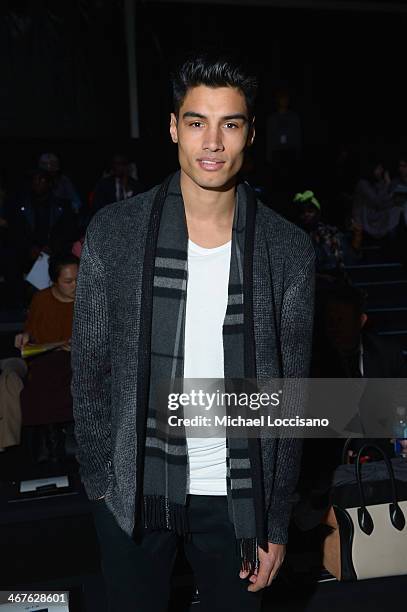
[112,157,129,179]
[399,160,407,182]
[32,174,50,197]
[324,301,365,352]
[170,85,254,192]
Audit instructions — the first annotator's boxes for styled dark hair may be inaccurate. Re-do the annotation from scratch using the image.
[48,253,80,283]
[171,52,258,119]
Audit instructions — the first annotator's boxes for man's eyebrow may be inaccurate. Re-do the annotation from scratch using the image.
[182,112,206,119]
[182,111,248,122]
[222,114,248,122]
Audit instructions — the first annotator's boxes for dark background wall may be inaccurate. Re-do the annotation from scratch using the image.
[136,1,407,186]
[0,0,130,197]
[1,0,406,197]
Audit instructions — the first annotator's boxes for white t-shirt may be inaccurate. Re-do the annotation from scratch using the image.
[184,239,231,495]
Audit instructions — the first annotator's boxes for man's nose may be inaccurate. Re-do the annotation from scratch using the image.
[203,127,224,152]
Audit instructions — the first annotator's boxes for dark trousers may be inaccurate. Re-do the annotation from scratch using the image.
[92,495,263,612]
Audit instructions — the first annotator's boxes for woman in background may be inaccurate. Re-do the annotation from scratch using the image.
[15,253,78,349]
[13,253,79,460]
[353,157,402,239]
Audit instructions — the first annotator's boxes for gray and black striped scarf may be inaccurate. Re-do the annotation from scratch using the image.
[139,172,266,571]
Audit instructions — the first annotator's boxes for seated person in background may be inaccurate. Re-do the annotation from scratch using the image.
[353,156,403,239]
[5,169,79,280]
[293,190,360,281]
[297,282,407,529]
[92,153,144,214]
[15,252,78,349]
[313,282,407,459]
[320,282,407,378]
[38,152,82,213]
[14,253,79,446]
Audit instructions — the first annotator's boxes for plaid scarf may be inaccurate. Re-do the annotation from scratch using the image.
[138,172,266,571]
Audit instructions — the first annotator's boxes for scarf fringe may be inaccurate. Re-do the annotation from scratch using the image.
[143,496,258,573]
[143,495,189,535]
[238,537,259,573]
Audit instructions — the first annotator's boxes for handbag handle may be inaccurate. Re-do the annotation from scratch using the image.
[355,443,405,535]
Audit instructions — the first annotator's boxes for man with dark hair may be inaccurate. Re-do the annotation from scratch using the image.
[92,153,144,214]
[172,55,258,120]
[4,170,78,306]
[319,283,368,369]
[6,170,78,256]
[315,281,407,456]
[298,282,407,531]
[38,152,82,213]
[266,88,302,190]
[72,53,315,612]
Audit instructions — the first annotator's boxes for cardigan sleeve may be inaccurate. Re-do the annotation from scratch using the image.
[71,225,112,500]
[266,248,315,544]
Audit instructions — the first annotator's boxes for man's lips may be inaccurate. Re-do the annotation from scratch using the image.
[197,158,226,171]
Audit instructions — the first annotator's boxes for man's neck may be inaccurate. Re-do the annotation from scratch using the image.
[180,170,236,248]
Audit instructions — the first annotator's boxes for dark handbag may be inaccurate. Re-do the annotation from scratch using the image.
[322,443,407,580]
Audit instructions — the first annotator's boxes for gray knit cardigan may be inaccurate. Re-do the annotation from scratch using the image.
[71,182,315,545]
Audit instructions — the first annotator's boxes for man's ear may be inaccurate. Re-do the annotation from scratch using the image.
[361,313,368,328]
[170,113,178,143]
[247,117,256,147]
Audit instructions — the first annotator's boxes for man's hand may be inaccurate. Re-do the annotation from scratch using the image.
[239,542,285,592]
[15,332,30,351]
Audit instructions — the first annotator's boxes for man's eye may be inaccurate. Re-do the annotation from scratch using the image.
[225,123,238,129]
[190,122,204,128]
